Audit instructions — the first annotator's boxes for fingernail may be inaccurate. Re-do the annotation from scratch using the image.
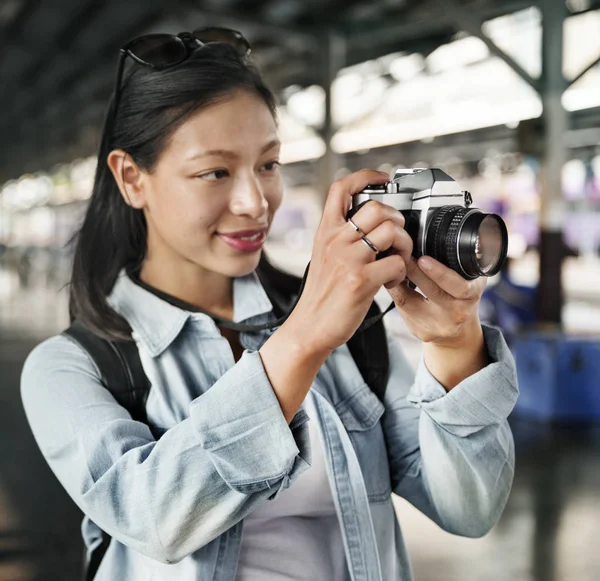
[419,257,433,271]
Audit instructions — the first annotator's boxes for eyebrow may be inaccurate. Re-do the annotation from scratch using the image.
[187,139,281,161]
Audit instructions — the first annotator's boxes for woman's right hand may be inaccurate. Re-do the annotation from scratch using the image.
[287,169,414,356]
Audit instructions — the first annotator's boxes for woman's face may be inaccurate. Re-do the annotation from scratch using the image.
[137,90,283,279]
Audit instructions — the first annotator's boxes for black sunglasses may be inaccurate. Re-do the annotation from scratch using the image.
[110,27,251,132]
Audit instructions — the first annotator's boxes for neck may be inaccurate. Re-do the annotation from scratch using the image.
[138,258,234,320]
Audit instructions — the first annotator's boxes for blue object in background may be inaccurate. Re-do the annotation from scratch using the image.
[513,333,600,422]
[480,277,537,340]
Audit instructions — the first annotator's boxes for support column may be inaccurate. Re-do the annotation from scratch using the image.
[318,30,345,205]
[537,0,569,327]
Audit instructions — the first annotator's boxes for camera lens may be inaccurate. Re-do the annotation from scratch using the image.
[473,215,505,274]
[426,206,508,279]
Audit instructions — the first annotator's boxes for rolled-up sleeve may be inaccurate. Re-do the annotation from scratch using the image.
[21,337,310,565]
[382,325,518,538]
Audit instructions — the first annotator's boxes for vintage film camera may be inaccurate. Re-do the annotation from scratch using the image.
[349,168,508,280]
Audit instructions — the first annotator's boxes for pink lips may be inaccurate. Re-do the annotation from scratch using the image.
[217,227,268,253]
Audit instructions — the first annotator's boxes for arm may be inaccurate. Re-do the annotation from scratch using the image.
[21,334,312,564]
[382,325,518,537]
[259,309,332,423]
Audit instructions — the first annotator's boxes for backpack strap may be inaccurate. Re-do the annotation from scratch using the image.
[62,320,151,580]
[84,532,111,581]
[63,320,150,424]
[256,253,304,318]
[346,300,390,403]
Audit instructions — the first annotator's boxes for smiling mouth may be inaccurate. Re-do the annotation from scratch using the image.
[216,226,269,238]
[235,232,263,241]
[216,229,268,253]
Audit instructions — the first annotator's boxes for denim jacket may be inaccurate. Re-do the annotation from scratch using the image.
[21,269,518,581]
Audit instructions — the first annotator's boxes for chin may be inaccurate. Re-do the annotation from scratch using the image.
[211,252,262,278]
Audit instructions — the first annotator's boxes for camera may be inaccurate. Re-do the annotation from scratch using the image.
[349,168,508,280]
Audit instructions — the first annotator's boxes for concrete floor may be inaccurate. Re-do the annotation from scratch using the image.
[0,334,83,581]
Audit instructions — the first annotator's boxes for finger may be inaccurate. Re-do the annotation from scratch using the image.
[405,258,451,304]
[384,273,430,316]
[342,200,406,242]
[355,221,413,264]
[386,280,449,342]
[365,253,409,289]
[322,170,389,227]
[416,256,482,300]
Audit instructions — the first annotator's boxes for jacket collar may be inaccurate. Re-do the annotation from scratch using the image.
[108,269,273,357]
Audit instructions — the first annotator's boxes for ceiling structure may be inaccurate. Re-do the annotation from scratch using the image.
[0,0,598,182]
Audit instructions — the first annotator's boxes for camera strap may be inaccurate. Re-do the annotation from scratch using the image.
[187,262,394,334]
[130,261,395,334]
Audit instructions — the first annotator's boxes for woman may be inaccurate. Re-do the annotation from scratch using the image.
[21,28,518,581]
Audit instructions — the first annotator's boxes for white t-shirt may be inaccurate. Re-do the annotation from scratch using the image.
[235,392,351,581]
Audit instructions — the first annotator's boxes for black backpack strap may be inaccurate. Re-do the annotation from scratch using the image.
[256,253,302,318]
[62,320,150,424]
[85,532,111,581]
[346,301,390,403]
[62,320,151,581]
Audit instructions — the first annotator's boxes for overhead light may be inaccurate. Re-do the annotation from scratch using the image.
[332,98,542,153]
[426,36,489,73]
[280,137,326,164]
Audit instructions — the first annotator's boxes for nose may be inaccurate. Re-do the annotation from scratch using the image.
[229,174,269,219]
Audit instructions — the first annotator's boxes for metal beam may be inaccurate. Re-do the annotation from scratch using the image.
[567,0,600,16]
[348,0,535,50]
[537,0,569,327]
[19,0,107,85]
[349,10,451,50]
[178,3,316,47]
[0,0,41,51]
[568,53,600,88]
[438,0,540,93]
[318,30,346,202]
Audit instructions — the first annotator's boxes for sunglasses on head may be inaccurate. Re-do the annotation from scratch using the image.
[109,27,251,132]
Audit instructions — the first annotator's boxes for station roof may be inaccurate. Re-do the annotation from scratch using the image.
[0,0,591,181]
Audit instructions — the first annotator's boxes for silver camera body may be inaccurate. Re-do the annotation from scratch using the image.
[350,168,507,280]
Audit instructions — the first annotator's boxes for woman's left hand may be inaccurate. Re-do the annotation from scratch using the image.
[386,254,489,390]
[386,255,486,346]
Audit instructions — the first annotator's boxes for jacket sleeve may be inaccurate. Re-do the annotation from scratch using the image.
[21,335,311,564]
[381,324,518,537]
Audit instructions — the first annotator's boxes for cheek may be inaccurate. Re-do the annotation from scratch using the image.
[146,180,227,237]
[266,179,284,214]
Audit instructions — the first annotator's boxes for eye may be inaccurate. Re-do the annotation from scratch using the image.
[261,160,281,173]
[199,169,229,182]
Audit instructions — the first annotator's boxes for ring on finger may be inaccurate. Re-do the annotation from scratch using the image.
[361,235,379,254]
[347,218,362,233]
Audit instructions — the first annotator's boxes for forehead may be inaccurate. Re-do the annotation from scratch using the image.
[165,91,278,158]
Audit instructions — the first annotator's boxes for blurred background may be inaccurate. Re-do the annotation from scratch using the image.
[1,0,600,579]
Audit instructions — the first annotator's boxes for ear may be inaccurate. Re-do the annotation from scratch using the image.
[106,149,147,209]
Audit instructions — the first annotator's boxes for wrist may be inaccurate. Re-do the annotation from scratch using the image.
[259,312,332,424]
[280,311,334,364]
[429,317,485,352]
[423,319,488,391]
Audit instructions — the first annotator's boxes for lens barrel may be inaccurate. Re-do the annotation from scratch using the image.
[425,206,508,279]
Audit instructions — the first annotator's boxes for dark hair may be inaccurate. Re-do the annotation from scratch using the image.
[69,43,277,341]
